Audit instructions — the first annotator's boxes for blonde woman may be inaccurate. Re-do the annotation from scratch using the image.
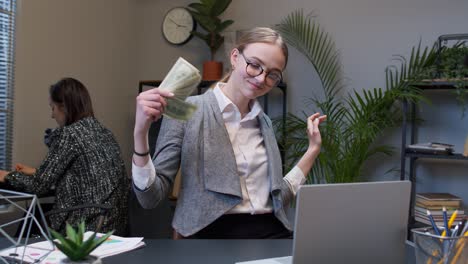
[132,27,326,238]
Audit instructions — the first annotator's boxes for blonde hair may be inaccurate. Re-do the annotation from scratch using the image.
[219,27,288,83]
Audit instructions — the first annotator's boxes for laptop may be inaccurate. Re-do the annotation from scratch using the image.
[237,180,411,264]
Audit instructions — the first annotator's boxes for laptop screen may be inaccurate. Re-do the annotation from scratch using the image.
[292,181,411,264]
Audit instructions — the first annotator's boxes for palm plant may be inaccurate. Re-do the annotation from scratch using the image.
[275,9,438,183]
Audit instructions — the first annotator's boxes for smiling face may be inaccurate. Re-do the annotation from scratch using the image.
[229,42,286,101]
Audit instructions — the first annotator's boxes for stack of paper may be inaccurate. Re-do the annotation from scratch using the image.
[0,232,145,263]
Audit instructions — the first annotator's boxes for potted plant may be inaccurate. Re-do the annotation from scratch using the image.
[49,221,113,264]
[433,43,468,116]
[187,0,234,80]
[275,9,437,183]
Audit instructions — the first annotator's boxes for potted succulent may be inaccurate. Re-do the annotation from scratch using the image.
[49,221,113,264]
[187,0,234,80]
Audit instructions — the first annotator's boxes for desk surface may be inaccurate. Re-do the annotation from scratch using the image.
[103,239,416,264]
[104,239,292,264]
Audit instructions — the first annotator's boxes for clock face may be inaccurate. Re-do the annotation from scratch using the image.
[162,7,195,45]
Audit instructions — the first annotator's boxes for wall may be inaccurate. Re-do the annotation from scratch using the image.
[135,0,468,205]
[14,0,138,175]
[11,0,468,235]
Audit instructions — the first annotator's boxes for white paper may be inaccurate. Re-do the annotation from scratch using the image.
[236,256,292,264]
[0,231,145,263]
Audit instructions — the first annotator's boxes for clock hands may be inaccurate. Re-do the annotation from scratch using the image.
[168,18,188,29]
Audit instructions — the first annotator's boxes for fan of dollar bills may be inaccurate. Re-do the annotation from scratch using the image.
[158,57,202,121]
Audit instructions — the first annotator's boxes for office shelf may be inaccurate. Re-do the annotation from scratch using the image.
[404,151,468,160]
[401,85,468,239]
[400,34,468,239]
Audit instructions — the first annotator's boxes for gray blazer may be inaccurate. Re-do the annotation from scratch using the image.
[133,89,294,237]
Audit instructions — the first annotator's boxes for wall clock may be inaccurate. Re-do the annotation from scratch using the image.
[162,7,196,45]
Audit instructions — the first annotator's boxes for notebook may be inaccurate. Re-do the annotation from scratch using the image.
[237,181,411,264]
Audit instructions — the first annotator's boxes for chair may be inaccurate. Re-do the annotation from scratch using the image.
[127,189,174,238]
[16,203,113,237]
[44,203,112,232]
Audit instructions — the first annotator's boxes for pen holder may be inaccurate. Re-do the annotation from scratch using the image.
[412,228,468,264]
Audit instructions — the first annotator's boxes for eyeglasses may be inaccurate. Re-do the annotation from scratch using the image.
[239,52,283,87]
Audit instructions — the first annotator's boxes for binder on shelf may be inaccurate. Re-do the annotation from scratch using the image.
[416,193,462,205]
[406,142,454,155]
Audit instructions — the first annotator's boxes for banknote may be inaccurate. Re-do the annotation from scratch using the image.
[159,58,201,100]
[159,58,201,121]
[164,97,198,121]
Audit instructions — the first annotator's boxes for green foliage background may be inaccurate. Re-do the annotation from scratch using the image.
[274,10,438,183]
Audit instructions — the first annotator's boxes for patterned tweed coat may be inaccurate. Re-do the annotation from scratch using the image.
[5,117,129,235]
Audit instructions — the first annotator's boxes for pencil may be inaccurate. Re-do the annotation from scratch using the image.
[449,231,468,264]
[441,210,458,237]
[443,207,451,236]
[427,210,441,236]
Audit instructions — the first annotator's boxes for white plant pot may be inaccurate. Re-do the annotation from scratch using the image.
[60,255,102,264]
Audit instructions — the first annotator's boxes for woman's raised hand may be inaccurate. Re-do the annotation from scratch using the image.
[134,88,174,135]
[306,113,327,155]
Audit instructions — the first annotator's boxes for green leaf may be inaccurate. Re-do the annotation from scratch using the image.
[211,0,232,16]
[200,0,215,8]
[188,3,209,15]
[191,31,209,43]
[65,223,79,245]
[191,13,216,32]
[216,20,234,33]
[55,243,79,260]
[88,231,114,254]
[49,221,112,261]
[50,228,79,251]
[77,221,85,246]
[79,231,114,257]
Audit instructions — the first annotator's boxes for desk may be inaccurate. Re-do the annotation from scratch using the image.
[104,239,292,264]
[102,239,417,264]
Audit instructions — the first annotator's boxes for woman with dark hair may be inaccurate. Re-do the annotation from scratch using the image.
[132,27,326,238]
[0,77,129,235]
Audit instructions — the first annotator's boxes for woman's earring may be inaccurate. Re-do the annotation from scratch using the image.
[231,64,235,70]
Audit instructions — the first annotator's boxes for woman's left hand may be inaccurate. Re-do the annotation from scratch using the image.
[15,163,36,175]
[306,113,327,155]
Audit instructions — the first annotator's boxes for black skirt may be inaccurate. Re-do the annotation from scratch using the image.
[186,213,292,239]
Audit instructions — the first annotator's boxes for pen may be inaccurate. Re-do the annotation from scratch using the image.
[456,219,466,237]
[441,210,458,237]
[427,210,441,236]
[451,225,459,238]
[459,218,468,237]
[443,207,451,236]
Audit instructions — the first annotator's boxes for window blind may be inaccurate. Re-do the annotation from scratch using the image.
[0,0,15,170]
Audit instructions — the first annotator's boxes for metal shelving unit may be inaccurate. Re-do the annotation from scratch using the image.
[400,34,468,234]
[400,82,468,234]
